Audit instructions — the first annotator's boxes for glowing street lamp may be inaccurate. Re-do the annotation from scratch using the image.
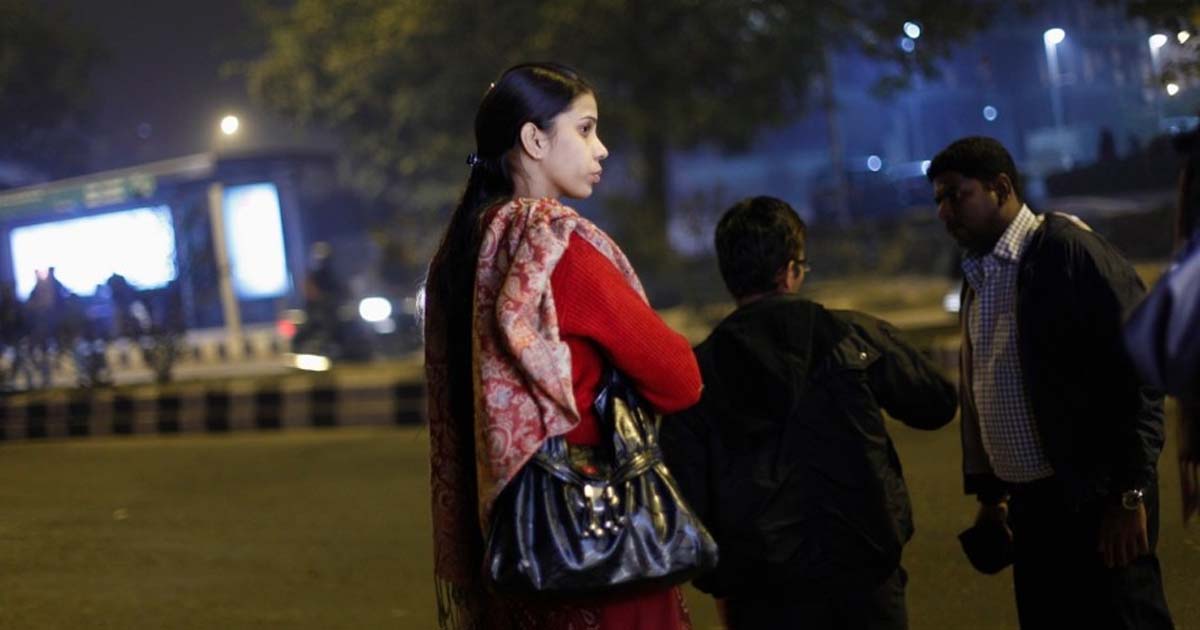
[1043,28,1066,131]
[220,115,241,136]
[1167,83,1181,96]
[1149,34,1170,77]
[1146,35,1170,130]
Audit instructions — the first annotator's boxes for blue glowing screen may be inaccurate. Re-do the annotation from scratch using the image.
[223,183,290,298]
[9,206,177,299]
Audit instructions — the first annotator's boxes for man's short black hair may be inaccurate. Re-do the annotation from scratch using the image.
[714,196,807,300]
[926,136,1022,200]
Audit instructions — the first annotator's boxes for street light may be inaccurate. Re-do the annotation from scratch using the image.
[1148,35,1169,130]
[1043,28,1066,132]
[1167,83,1181,96]
[220,115,240,136]
[1148,33,1169,76]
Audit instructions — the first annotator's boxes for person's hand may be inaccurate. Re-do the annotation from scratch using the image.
[975,500,1012,541]
[1098,502,1149,568]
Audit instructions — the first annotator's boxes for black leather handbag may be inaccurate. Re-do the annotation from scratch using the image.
[484,369,718,595]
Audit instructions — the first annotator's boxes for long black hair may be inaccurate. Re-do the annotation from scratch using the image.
[424,61,593,535]
[428,60,593,341]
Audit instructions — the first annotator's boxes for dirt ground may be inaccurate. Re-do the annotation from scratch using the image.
[1,419,1196,629]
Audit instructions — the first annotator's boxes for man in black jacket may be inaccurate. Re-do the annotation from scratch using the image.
[928,136,1172,629]
[661,196,957,629]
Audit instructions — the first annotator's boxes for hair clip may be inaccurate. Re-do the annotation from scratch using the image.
[466,153,482,167]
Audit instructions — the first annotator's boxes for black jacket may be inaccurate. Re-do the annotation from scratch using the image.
[960,214,1166,507]
[660,295,957,598]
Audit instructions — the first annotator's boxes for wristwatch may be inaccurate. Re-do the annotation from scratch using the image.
[1120,488,1145,511]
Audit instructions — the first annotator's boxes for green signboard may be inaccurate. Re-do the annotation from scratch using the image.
[0,173,159,221]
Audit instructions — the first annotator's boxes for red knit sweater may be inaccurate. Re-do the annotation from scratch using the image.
[537,232,701,630]
[550,233,702,445]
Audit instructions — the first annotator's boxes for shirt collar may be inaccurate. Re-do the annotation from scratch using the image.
[989,205,1040,263]
[961,205,1040,287]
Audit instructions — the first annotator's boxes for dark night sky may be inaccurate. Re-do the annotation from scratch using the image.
[48,0,330,173]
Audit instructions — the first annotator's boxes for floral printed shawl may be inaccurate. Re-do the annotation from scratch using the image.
[425,197,645,628]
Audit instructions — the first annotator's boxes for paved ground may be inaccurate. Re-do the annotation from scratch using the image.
[1,418,1197,629]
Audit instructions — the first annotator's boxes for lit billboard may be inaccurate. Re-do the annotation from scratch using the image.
[9,206,177,299]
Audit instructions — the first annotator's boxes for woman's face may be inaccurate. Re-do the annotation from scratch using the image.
[539,92,609,199]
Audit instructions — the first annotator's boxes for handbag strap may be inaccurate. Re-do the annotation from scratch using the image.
[612,446,663,484]
[530,438,599,485]
[531,437,663,486]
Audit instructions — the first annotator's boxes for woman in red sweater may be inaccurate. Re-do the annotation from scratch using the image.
[424,63,703,630]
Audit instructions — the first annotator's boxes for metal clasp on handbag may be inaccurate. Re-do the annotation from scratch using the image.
[581,482,623,538]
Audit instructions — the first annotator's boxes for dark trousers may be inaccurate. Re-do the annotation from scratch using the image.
[1008,477,1173,630]
[726,567,908,630]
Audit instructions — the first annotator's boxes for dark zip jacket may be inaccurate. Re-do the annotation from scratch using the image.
[960,213,1166,507]
[661,294,956,597]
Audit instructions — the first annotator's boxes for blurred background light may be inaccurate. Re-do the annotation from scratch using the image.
[358,296,392,323]
[903,21,922,39]
[1178,31,1191,44]
[1167,82,1181,96]
[220,114,240,136]
[9,206,176,299]
[943,291,962,314]
[1044,28,1066,46]
[900,37,916,53]
[983,105,998,121]
[1149,33,1169,50]
[867,155,883,172]
[223,183,290,299]
[292,353,331,372]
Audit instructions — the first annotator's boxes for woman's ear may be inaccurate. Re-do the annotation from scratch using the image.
[519,122,546,160]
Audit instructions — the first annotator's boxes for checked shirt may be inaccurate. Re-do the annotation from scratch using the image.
[962,205,1055,483]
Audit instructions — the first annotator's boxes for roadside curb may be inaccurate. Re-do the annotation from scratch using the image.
[0,373,426,442]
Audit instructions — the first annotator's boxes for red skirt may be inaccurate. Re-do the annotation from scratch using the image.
[507,586,692,630]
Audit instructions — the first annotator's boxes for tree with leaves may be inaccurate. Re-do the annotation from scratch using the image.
[0,0,101,181]
[244,0,1006,268]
